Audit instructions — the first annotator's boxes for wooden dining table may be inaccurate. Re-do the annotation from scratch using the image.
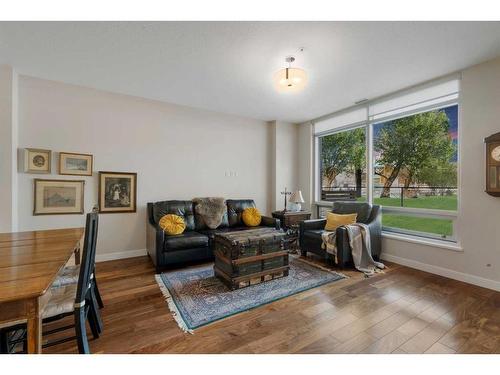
[0,227,84,354]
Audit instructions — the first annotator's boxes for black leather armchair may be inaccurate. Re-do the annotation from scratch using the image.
[299,202,382,268]
[147,199,280,272]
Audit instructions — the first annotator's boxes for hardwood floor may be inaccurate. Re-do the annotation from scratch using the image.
[44,255,500,354]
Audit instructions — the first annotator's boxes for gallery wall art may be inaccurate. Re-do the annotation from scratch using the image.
[25,147,138,216]
[98,171,137,213]
[59,152,93,176]
[24,148,52,174]
[33,179,85,215]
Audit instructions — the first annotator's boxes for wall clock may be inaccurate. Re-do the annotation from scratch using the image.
[485,132,500,197]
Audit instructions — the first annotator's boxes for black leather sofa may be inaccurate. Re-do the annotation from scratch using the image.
[299,202,382,268]
[147,199,280,272]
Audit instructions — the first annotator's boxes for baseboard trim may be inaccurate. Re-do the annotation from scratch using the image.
[381,253,500,292]
[96,249,147,262]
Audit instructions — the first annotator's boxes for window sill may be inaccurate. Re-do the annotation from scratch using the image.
[382,232,463,252]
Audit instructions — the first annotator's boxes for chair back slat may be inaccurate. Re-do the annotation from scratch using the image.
[75,212,99,305]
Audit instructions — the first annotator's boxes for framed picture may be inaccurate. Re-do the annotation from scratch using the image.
[98,171,137,213]
[24,148,52,174]
[33,179,85,215]
[59,152,93,176]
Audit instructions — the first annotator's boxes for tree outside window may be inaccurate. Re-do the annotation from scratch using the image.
[320,127,366,199]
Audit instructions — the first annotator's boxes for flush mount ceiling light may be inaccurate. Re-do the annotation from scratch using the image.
[273,56,308,93]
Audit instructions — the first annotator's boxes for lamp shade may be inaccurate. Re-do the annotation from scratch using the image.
[289,190,305,203]
[273,67,307,93]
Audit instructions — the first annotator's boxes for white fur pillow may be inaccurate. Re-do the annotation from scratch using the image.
[193,197,226,229]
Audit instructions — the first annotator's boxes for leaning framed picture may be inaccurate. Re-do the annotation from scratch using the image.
[98,171,137,213]
[24,148,52,174]
[33,179,85,215]
[59,152,93,176]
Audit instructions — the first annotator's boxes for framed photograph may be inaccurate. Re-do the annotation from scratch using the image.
[33,179,85,215]
[98,171,137,213]
[59,152,93,176]
[24,148,52,174]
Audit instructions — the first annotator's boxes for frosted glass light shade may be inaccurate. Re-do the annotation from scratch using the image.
[273,67,307,93]
[289,190,305,203]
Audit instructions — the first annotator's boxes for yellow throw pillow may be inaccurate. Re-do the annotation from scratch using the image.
[324,212,357,231]
[242,207,262,227]
[159,214,186,235]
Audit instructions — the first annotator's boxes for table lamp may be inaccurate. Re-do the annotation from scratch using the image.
[289,190,305,212]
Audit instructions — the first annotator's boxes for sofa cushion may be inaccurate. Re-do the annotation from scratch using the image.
[159,214,186,235]
[226,199,256,227]
[153,200,195,231]
[324,212,357,231]
[193,197,227,229]
[242,207,262,227]
[195,211,229,231]
[163,231,209,252]
[193,199,229,231]
[332,202,372,224]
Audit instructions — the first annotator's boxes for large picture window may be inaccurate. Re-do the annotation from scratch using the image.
[314,77,459,242]
[319,126,367,203]
[372,105,458,240]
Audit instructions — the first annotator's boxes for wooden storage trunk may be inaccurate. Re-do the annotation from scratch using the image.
[213,228,289,290]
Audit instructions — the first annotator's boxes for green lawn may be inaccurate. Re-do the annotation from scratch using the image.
[373,195,457,210]
[382,214,453,237]
[354,195,456,237]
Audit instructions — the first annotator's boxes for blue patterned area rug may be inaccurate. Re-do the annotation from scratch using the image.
[155,258,346,333]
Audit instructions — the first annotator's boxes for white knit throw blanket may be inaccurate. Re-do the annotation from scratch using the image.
[321,223,384,275]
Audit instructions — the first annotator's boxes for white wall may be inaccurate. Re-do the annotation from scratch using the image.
[299,57,500,290]
[269,121,299,211]
[15,75,272,258]
[382,57,500,291]
[0,66,18,232]
[298,122,313,212]
[10,57,500,290]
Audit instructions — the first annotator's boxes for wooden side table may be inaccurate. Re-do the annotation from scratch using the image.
[272,210,312,253]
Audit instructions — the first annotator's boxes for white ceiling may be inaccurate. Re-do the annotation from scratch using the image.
[1,22,500,123]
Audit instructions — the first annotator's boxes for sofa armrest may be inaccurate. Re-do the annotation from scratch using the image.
[299,219,326,251]
[300,218,327,231]
[366,206,382,259]
[146,221,164,272]
[261,215,281,230]
[336,221,382,265]
[335,226,352,267]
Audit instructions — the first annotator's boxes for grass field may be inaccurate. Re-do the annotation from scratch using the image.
[356,195,457,237]
[382,214,453,237]
[373,195,457,210]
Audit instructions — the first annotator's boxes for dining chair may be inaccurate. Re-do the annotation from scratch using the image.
[52,259,104,309]
[0,211,103,354]
[52,207,104,309]
[73,210,102,353]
